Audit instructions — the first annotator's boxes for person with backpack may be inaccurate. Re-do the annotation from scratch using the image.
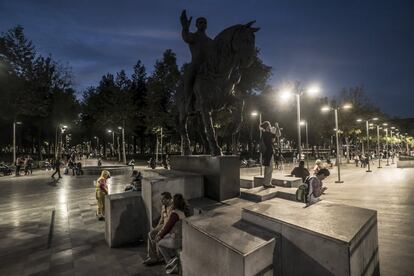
[296,168,330,205]
[260,121,278,188]
[307,168,330,204]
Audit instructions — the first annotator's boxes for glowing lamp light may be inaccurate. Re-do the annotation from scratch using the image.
[251,111,258,117]
[300,121,306,126]
[342,104,352,109]
[356,119,363,122]
[372,117,379,121]
[321,106,331,112]
[307,85,320,95]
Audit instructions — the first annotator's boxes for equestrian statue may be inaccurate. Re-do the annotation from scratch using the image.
[177,9,260,156]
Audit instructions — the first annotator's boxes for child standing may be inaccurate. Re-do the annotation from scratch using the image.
[96,170,110,220]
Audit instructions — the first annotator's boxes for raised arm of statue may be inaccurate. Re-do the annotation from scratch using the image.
[180,9,195,43]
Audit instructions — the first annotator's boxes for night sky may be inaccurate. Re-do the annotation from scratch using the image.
[1,0,413,117]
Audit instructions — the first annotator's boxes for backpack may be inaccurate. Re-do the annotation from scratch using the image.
[295,176,313,203]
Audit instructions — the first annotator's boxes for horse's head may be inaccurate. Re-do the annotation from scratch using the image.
[231,21,260,68]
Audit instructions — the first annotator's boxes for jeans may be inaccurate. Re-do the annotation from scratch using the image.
[157,234,181,263]
[263,155,273,187]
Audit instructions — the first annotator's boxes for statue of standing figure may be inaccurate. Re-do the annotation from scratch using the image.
[177,9,259,156]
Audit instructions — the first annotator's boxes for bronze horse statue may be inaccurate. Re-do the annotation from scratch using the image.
[177,21,260,156]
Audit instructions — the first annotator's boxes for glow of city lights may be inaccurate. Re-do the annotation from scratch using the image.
[280,89,292,101]
[342,104,352,109]
[307,85,321,95]
[321,106,331,112]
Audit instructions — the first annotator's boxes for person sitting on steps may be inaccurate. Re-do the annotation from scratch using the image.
[307,168,330,205]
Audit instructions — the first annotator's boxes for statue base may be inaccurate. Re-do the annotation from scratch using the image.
[170,155,240,201]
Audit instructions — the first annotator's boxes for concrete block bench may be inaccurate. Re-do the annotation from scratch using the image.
[142,169,204,227]
[240,186,297,202]
[105,191,147,247]
[181,202,277,276]
[242,198,379,276]
[253,175,302,188]
[397,160,414,168]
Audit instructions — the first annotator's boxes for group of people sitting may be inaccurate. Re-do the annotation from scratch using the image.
[291,159,330,205]
[143,192,190,274]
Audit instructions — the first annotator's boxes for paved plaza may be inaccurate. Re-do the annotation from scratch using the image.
[0,162,413,275]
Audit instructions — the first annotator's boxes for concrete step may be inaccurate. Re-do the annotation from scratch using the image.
[242,198,379,276]
[253,175,303,188]
[181,200,277,276]
[240,176,255,188]
[240,186,297,202]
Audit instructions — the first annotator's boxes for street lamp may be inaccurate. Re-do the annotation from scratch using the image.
[94,136,100,157]
[300,120,309,169]
[13,121,22,164]
[356,117,378,172]
[55,124,67,159]
[383,124,390,166]
[251,111,263,175]
[390,127,396,164]
[280,84,320,161]
[322,104,352,183]
[107,129,115,157]
[118,126,126,164]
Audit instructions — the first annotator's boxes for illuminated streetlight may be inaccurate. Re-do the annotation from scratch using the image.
[300,120,309,169]
[321,104,352,183]
[251,111,263,175]
[118,126,126,164]
[280,83,320,161]
[356,117,378,172]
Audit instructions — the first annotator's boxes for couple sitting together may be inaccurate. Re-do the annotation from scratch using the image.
[143,192,190,274]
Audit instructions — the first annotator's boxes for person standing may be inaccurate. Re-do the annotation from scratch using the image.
[51,158,62,179]
[260,121,277,188]
[15,156,21,176]
[95,170,110,220]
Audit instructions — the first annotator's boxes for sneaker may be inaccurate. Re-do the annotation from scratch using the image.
[166,263,179,274]
[165,257,178,270]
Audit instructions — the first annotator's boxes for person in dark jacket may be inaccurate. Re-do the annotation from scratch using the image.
[290,160,310,182]
[51,158,62,179]
[260,121,277,188]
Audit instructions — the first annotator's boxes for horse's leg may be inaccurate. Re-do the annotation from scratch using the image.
[200,107,222,156]
[178,109,191,156]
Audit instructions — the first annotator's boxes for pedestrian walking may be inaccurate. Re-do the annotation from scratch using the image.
[51,158,62,178]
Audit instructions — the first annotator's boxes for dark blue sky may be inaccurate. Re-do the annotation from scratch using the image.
[1,0,413,117]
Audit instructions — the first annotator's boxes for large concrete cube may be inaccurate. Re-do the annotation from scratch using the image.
[105,192,147,248]
[142,169,204,227]
[181,203,277,276]
[170,155,240,201]
[242,198,379,276]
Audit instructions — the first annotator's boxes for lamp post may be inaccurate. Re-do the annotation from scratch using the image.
[107,129,115,157]
[322,104,351,183]
[94,136,99,157]
[383,124,390,166]
[357,117,378,172]
[118,126,126,164]
[13,121,22,164]
[376,124,382,168]
[280,84,320,162]
[251,111,262,175]
[300,120,309,169]
[390,127,395,164]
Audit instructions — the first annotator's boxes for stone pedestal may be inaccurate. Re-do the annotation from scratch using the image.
[142,169,204,227]
[253,175,302,188]
[170,155,240,201]
[242,198,379,276]
[397,160,414,168]
[105,192,147,248]
[181,203,277,276]
[240,186,297,202]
